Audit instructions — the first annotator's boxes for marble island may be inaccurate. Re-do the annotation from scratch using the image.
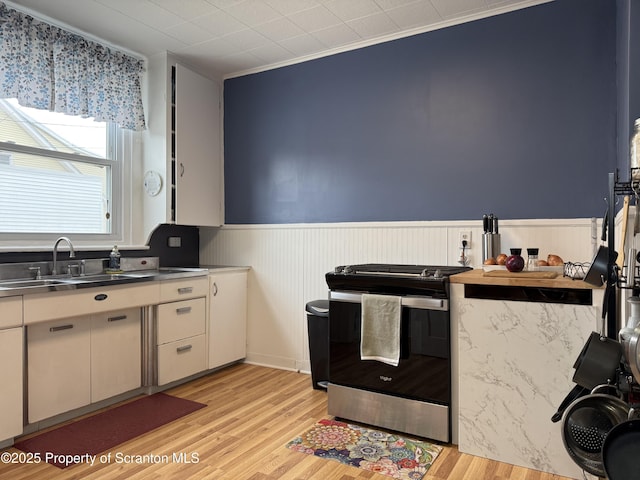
[450,270,604,479]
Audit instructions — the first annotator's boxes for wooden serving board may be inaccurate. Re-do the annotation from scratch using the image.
[482,270,558,279]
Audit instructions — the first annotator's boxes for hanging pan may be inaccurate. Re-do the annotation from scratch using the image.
[585,207,615,286]
[551,384,589,423]
[602,415,640,480]
[561,385,630,477]
[585,246,615,286]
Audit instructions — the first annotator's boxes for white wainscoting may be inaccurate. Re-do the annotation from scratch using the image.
[199,218,600,372]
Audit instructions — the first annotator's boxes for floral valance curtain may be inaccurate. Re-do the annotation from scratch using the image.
[0,2,146,130]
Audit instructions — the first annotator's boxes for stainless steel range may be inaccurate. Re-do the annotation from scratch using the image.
[325,263,471,443]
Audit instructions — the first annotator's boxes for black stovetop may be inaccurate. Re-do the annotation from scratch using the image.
[326,263,471,297]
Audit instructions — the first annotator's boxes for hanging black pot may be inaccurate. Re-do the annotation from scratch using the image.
[572,331,622,390]
[574,256,622,390]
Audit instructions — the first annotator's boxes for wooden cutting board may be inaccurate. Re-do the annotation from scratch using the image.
[617,195,630,269]
[483,270,558,279]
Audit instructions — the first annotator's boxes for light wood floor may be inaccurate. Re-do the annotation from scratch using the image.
[1,363,574,480]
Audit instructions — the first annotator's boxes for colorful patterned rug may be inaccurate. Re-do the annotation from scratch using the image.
[285,419,442,479]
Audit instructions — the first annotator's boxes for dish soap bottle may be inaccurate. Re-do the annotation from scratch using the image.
[109,245,121,271]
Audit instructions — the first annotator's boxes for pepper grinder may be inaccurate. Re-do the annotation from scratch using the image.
[526,248,539,271]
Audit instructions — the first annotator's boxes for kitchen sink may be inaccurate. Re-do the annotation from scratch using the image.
[0,266,208,294]
[65,273,144,282]
[0,273,147,289]
[0,278,68,288]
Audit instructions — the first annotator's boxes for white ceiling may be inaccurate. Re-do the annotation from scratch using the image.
[6,0,551,79]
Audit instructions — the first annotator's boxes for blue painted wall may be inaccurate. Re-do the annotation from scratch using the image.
[224,0,617,224]
[617,0,640,180]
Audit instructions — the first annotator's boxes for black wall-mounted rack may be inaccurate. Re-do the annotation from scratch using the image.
[608,170,640,338]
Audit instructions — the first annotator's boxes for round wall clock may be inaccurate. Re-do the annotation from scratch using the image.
[143,170,163,196]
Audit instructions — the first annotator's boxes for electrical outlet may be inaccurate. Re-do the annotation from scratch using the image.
[459,230,471,247]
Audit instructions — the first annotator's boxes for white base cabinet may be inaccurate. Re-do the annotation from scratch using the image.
[28,310,142,423]
[28,318,92,423]
[208,271,247,369]
[0,296,23,442]
[156,277,208,386]
[91,308,141,403]
[0,327,23,441]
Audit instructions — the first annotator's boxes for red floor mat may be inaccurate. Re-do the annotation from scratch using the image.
[14,393,206,468]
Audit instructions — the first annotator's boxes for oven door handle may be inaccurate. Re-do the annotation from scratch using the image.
[329,291,448,311]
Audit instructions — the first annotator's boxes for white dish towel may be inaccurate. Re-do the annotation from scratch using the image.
[360,293,402,367]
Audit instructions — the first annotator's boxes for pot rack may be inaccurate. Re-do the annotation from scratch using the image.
[610,170,640,338]
[608,174,640,392]
[553,172,640,480]
[603,170,640,413]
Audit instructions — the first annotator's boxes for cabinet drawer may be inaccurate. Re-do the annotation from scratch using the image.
[157,334,206,386]
[24,283,159,325]
[159,277,208,302]
[0,296,22,329]
[157,297,206,344]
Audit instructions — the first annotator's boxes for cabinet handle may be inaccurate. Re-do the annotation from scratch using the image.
[50,324,73,332]
[176,307,192,314]
[180,162,185,177]
[177,287,193,294]
[108,315,128,322]
[212,282,218,296]
[176,344,192,353]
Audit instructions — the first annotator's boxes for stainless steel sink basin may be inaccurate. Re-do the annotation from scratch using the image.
[0,273,146,289]
[63,272,153,283]
[67,274,130,282]
[0,278,68,288]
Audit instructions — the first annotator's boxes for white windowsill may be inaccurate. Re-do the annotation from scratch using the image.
[0,244,150,253]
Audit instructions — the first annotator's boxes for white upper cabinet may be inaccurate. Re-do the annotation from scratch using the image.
[174,64,221,227]
[143,53,222,236]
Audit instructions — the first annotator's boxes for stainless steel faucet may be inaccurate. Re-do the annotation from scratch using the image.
[52,236,75,276]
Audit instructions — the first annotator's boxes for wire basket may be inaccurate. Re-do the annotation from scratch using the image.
[564,262,590,280]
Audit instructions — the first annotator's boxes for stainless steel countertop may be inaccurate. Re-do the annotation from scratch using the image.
[200,265,251,272]
[0,267,209,297]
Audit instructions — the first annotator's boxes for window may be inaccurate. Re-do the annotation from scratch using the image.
[0,98,122,237]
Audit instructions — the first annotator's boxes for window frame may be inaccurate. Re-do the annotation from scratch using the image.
[0,122,134,250]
